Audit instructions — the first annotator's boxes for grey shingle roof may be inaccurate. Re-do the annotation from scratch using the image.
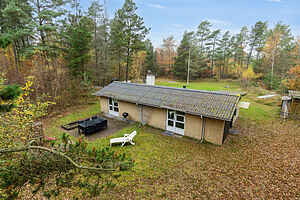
[289,90,300,99]
[94,82,241,121]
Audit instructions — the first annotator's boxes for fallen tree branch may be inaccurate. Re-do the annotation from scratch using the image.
[0,145,116,172]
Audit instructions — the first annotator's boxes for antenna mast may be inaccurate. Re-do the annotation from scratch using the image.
[103,0,108,19]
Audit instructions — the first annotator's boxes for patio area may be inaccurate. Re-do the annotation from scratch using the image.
[62,115,131,141]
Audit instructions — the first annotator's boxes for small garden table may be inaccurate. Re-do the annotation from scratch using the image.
[78,117,108,135]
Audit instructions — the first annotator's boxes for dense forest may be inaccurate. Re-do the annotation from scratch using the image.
[172,21,300,90]
[0,0,152,108]
[1,0,300,109]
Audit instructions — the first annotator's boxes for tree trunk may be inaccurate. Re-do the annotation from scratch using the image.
[12,42,19,75]
[256,51,260,63]
[256,51,261,71]
[246,44,255,69]
[126,42,130,82]
[118,51,121,81]
[37,0,45,45]
[271,53,275,90]
[104,23,108,81]
[211,39,216,78]
[94,23,98,70]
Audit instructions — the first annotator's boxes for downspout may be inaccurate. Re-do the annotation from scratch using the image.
[232,107,239,125]
[139,104,144,125]
[200,116,206,143]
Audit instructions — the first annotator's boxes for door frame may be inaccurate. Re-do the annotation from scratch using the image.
[166,109,185,135]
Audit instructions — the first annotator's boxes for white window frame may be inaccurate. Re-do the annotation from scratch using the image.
[166,109,185,135]
[108,98,119,117]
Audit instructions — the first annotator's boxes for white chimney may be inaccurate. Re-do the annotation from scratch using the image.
[146,71,155,86]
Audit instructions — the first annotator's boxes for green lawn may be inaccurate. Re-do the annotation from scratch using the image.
[45,102,101,138]
[156,79,241,91]
[45,110,300,199]
[43,81,299,199]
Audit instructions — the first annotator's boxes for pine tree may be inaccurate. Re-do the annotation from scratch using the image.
[0,0,33,73]
[88,1,110,83]
[0,75,22,112]
[143,40,157,78]
[112,0,149,82]
[62,15,93,79]
[246,21,267,69]
[88,1,103,70]
[206,29,220,77]
[174,31,194,80]
[262,22,295,88]
[232,26,248,76]
[162,36,176,74]
[110,9,126,80]
[216,31,231,78]
[196,20,212,56]
[30,0,69,57]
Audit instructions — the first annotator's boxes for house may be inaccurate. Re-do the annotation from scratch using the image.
[94,81,241,145]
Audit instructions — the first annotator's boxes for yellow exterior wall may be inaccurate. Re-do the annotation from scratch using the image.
[100,98,140,121]
[100,97,109,113]
[99,97,225,145]
[99,98,167,130]
[143,106,166,130]
[119,101,140,121]
[204,118,225,145]
[185,114,202,140]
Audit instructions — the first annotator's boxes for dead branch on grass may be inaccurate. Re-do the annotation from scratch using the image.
[0,145,116,172]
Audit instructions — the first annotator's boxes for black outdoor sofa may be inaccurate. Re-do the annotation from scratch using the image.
[78,117,108,135]
[61,116,108,135]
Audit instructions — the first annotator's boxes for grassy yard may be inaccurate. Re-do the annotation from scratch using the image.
[44,113,300,199]
[45,102,100,138]
[42,80,299,199]
[156,79,241,91]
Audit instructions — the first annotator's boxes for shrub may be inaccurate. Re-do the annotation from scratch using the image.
[263,72,281,90]
[0,135,133,199]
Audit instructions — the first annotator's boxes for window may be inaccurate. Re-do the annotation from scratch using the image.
[176,122,184,129]
[168,120,174,126]
[168,111,175,120]
[167,109,185,135]
[108,98,119,116]
[176,115,184,122]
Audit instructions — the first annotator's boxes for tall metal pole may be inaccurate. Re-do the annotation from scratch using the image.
[104,0,108,19]
[187,47,191,85]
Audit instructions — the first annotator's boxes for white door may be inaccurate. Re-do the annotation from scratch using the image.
[108,98,119,117]
[166,109,185,135]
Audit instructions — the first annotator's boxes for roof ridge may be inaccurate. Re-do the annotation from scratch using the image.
[113,81,238,97]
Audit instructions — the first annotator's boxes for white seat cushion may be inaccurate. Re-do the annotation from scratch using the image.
[110,137,125,144]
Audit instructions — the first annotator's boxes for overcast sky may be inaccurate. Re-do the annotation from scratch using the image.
[80,0,300,48]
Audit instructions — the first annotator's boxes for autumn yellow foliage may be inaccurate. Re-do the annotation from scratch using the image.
[130,50,146,80]
[284,65,300,90]
[242,66,261,80]
[0,76,53,148]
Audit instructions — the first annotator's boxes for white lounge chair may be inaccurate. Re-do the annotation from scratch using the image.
[110,131,137,147]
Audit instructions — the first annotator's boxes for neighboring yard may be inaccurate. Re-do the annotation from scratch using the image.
[156,79,241,91]
[43,80,299,199]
